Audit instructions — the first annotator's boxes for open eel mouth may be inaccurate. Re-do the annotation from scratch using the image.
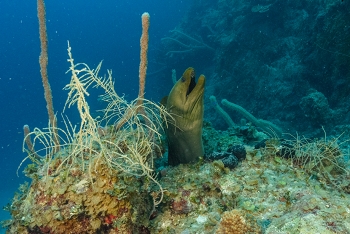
[186,69,196,96]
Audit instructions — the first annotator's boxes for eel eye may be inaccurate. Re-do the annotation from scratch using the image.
[181,76,186,82]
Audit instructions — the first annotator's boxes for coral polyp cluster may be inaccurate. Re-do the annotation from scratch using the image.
[216,209,259,234]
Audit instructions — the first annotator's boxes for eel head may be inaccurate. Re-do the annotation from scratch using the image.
[166,67,205,130]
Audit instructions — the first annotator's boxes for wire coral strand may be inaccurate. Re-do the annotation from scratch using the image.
[37,0,60,151]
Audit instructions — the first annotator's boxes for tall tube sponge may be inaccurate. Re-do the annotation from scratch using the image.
[115,12,150,130]
[137,12,150,105]
[37,0,60,151]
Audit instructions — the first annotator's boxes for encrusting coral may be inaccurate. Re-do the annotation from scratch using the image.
[8,159,153,233]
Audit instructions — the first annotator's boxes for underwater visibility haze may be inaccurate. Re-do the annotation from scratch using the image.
[1,0,350,233]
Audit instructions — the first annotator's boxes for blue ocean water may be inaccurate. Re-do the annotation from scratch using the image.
[0,0,188,230]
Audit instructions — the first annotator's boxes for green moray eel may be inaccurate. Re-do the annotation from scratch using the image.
[162,67,205,166]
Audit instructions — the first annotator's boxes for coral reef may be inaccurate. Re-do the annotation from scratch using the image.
[7,160,152,233]
[147,126,350,233]
[5,1,350,233]
[5,104,350,233]
[157,0,350,135]
[3,45,167,233]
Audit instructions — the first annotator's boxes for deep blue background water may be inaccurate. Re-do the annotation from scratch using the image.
[0,0,188,228]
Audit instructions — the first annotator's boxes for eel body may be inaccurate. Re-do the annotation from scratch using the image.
[163,67,205,166]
